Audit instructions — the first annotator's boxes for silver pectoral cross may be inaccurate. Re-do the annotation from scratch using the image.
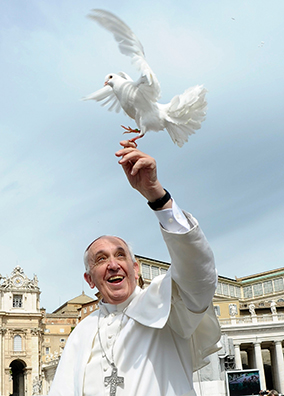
[104,363,124,396]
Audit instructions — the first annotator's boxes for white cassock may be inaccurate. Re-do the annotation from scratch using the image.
[49,200,221,396]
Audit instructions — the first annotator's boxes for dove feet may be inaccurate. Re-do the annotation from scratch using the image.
[121,125,144,147]
[121,125,141,134]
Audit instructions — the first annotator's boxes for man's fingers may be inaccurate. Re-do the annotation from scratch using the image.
[118,151,153,168]
[119,140,138,149]
[115,147,136,159]
[116,140,142,159]
[116,143,156,178]
[130,158,155,176]
[116,148,147,162]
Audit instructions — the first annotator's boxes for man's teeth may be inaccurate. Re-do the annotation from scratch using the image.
[108,276,124,283]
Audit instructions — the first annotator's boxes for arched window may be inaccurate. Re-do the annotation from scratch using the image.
[13,335,22,351]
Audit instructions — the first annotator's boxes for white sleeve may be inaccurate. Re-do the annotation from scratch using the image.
[160,213,217,313]
[153,198,195,233]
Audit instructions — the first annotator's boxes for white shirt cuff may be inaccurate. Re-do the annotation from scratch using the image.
[153,199,193,233]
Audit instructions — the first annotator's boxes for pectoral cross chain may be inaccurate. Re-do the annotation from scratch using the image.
[104,363,124,396]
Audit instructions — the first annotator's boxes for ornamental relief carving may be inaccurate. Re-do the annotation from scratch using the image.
[9,329,28,338]
[45,350,61,363]
[0,266,39,292]
[30,328,43,336]
[0,327,7,335]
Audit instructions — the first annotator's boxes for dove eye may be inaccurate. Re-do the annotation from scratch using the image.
[109,75,113,79]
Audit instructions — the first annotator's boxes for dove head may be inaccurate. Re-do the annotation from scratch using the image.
[104,73,116,87]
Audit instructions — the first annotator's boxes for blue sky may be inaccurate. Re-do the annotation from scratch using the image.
[1,0,283,312]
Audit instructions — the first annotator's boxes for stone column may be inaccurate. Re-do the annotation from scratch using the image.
[270,344,279,392]
[4,368,13,396]
[25,367,32,396]
[0,328,7,396]
[0,329,2,396]
[254,342,266,390]
[234,343,243,369]
[247,345,255,369]
[274,341,284,393]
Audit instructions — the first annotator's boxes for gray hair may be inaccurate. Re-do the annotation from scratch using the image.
[83,235,136,274]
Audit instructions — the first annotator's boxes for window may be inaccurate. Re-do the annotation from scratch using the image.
[263,280,273,294]
[253,283,263,297]
[216,282,222,295]
[243,285,252,298]
[13,295,23,308]
[274,278,284,292]
[13,335,22,351]
[222,283,229,296]
[60,328,64,333]
[151,266,160,279]
[235,287,241,298]
[141,264,151,280]
[141,263,168,281]
[229,285,235,297]
[60,338,65,343]
[45,347,50,355]
[214,305,220,316]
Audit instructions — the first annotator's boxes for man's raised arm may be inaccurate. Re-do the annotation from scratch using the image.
[116,141,217,314]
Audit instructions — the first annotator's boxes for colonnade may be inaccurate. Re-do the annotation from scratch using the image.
[233,339,284,393]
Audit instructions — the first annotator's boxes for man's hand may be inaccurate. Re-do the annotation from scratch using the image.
[115,141,172,208]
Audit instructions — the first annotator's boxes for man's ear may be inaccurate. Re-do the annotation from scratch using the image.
[84,272,96,289]
[134,262,139,280]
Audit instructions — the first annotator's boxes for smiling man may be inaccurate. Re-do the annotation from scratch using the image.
[49,141,221,396]
[83,236,139,305]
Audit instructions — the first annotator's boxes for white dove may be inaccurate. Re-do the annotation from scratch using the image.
[84,9,207,147]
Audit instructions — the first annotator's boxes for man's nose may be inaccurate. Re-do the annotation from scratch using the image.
[107,258,120,270]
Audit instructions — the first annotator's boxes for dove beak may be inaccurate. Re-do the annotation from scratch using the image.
[104,81,108,86]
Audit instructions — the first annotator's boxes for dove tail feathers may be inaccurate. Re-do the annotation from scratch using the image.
[165,85,207,147]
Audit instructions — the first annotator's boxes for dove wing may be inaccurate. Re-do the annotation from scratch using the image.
[82,85,122,113]
[88,9,161,103]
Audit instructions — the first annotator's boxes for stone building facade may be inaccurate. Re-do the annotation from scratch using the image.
[0,266,42,396]
[0,267,95,396]
[138,257,284,395]
[214,268,284,395]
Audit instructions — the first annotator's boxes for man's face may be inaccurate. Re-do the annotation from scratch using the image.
[84,236,139,304]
